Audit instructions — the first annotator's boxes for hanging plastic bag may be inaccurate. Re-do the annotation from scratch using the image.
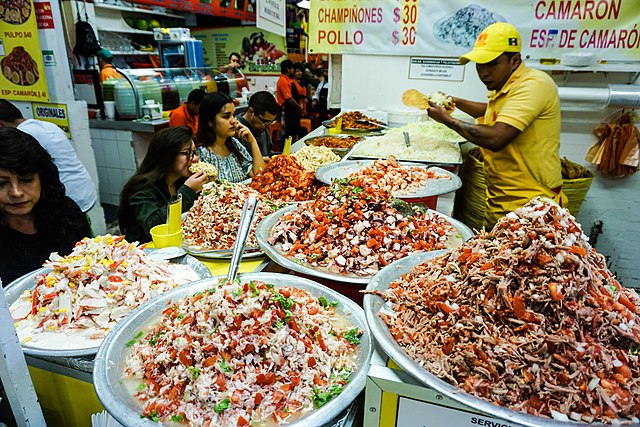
[73,0,101,57]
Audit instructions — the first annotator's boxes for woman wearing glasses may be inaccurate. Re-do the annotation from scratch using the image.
[195,92,266,182]
[118,126,209,243]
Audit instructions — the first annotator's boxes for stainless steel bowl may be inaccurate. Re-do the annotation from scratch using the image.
[93,273,372,427]
[364,251,615,427]
[314,161,462,198]
[256,204,474,284]
[4,255,211,357]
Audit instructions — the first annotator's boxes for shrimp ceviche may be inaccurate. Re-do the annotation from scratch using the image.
[182,181,280,251]
[10,235,199,350]
[349,157,451,196]
[365,198,640,424]
[268,177,459,277]
[249,155,320,202]
[124,278,364,426]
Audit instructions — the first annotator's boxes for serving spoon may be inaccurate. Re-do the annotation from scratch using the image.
[227,197,259,281]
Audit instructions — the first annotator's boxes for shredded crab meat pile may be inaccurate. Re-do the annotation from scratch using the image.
[249,155,320,202]
[10,235,197,339]
[124,279,363,426]
[365,198,640,424]
[267,177,457,277]
[350,157,451,196]
[182,181,278,250]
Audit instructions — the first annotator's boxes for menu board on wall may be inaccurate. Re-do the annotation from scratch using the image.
[192,26,286,74]
[0,0,49,101]
[129,0,256,21]
[309,0,640,63]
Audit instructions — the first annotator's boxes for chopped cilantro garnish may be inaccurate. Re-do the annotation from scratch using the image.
[309,253,317,260]
[214,398,231,414]
[177,314,184,320]
[631,343,639,355]
[147,410,160,422]
[274,320,284,329]
[249,281,259,296]
[137,383,146,391]
[327,212,334,219]
[608,285,617,294]
[148,331,166,347]
[219,358,233,372]
[343,328,363,345]
[170,415,184,422]
[232,289,242,298]
[318,296,339,309]
[273,292,295,310]
[284,310,292,323]
[313,384,343,408]
[193,291,203,297]
[294,259,303,265]
[126,331,143,347]
[266,283,274,290]
[187,366,201,380]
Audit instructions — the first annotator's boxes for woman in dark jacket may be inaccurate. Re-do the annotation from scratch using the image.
[0,128,91,285]
[119,126,208,243]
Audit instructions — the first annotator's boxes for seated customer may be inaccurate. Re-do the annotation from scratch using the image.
[195,92,265,182]
[235,91,280,161]
[169,89,206,134]
[119,127,209,243]
[0,128,91,285]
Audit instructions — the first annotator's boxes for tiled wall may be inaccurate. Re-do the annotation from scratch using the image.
[89,128,137,206]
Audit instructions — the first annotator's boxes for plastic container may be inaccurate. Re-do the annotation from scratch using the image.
[149,224,182,248]
[387,110,427,128]
[158,77,180,111]
[114,80,138,119]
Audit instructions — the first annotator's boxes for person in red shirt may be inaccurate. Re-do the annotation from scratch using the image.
[169,89,206,134]
[275,59,302,142]
[293,62,308,116]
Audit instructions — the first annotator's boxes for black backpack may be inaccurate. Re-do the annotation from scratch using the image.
[73,0,100,57]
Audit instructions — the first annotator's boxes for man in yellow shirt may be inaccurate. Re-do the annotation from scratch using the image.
[96,49,121,83]
[427,22,566,228]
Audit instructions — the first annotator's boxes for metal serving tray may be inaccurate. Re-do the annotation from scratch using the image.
[314,161,462,198]
[364,251,615,427]
[93,273,372,427]
[4,254,211,357]
[255,204,473,285]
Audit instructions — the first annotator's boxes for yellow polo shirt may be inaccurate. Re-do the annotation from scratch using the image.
[483,63,563,191]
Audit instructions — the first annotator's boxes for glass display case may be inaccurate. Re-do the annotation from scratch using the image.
[101,66,248,120]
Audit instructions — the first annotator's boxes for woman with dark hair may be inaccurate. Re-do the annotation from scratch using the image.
[119,126,209,243]
[0,128,91,284]
[195,92,265,182]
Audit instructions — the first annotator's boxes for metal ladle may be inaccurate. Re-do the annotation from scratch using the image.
[227,196,259,282]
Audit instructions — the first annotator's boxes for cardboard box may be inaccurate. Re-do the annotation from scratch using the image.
[153,27,191,41]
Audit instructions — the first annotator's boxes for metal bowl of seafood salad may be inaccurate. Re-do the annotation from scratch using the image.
[93,273,372,427]
[5,237,211,358]
[256,203,473,284]
[363,250,629,427]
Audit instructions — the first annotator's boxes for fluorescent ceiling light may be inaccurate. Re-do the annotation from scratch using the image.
[297,0,310,9]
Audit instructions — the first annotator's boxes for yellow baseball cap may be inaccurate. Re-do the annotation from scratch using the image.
[459,22,521,65]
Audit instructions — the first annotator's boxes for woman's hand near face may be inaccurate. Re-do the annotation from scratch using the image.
[184,171,209,192]
[235,122,258,145]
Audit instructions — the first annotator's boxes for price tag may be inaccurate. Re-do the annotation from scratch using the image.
[390,0,418,47]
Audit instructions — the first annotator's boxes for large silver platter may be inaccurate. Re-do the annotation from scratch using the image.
[4,254,211,358]
[256,204,473,284]
[364,251,613,427]
[94,273,372,427]
[315,160,462,198]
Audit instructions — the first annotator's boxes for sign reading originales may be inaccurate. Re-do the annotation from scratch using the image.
[309,0,640,63]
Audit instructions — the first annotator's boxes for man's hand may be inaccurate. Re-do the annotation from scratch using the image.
[426,103,452,124]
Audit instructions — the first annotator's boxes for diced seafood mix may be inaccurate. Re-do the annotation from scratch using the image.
[182,181,279,250]
[268,177,458,277]
[349,157,451,196]
[10,235,199,347]
[249,155,320,202]
[366,198,640,424]
[330,111,384,130]
[124,278,363,426]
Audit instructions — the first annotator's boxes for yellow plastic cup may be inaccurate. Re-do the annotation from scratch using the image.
[149,224,182,248]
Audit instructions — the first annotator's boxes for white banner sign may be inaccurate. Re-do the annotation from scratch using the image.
[309,0,640,62]
[256,0,285,37]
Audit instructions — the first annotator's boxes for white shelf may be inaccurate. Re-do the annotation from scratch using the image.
[527,60,640,73]
[94,2,185,19]
[97,27,153,35]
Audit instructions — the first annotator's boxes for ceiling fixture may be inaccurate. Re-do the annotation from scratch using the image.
[297,0,310,9]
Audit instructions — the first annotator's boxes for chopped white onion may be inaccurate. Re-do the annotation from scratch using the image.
[550,410,569,421]
[588,377,600,391]
[569,412,582,421]
[612,359,623,367]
